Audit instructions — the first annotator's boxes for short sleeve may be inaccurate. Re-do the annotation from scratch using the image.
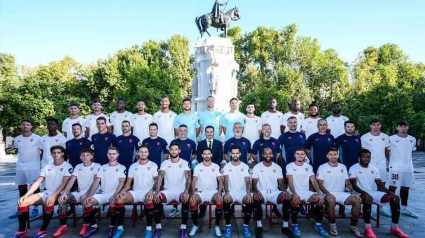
[173,115,180,129]
[72,165,79,177]
[316,165,324,180]
[343,166,349,180]
[373,168,381,180]
[193,165,200,177]
[97,167,104,179]
[348,167,356,180]
[152,164,159,177]
[64,164,73,177]
[251,141,259,155]
[308,165,315,176]
[84,117,90,128]
[159,161,166,171]
[384,135,390,147]
[119,165,126,179]
[40,166,47,177]
[412,137,417,151]
[219,114,225,127]
[195,115,200,128]
[243,164,250,177]
[240,114,246,127]
[128,165,134,178]
[223,164,230,176]
[214,165,222,177]
[61,119,67,133]
[276,166,284,179]
[251,165,259,179]
[285,163,293,176]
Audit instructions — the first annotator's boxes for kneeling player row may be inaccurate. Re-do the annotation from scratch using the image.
[11,145,410,238]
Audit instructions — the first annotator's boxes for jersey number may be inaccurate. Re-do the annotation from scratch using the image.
[391,174,399,180]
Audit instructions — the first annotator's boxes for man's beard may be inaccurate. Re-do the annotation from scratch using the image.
[231,157,239,162]
[170,154,179,159]
[333,109,341,114]
[310,112,319,117]
[262,157,272,163]
[140,156,148,160]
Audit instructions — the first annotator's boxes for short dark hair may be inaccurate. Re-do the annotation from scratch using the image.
[397,120,408,126]
[206,95,215,100]
[230,145,241,153]
[182,98,191,103]
[96,117,107,123]
[21,119,33,125]
[117,98,125,103]
[229,98,238,103]
[138,145,149,151]
[122,120,131,125]
[50,145,65,153]
[370,119,382,125]
[46,117,59,125]
[72,123,82,130]
[108,147,119,153]
[247,102,255,106]
[137,99,146,103]
[268,97,276,102]
[327,147,339,153]
[161,95,169,100]
[205,125,214,132]
[287,116,297,121]
[295,147,305,153]
[80,148,93,154]
[358,148,371,157]
[92,99,101,104]
[69,103,79,108]
[179,124,188,129]
[170,143,180,149]
[344,120,355,127]
[332,102,340,106]
[149,123,158,129]
[309,101,318,109]
[202,147,212,154]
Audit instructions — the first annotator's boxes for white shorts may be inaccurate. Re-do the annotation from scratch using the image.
[71,190,89,202]
[366,191,387,204]
[228,190,247,204]
[260,189,281,205]
[388,169,414,188]
[324,192,351,204]
[297,190,316,201]
[37,190,55,203]
[196,190,218,203]
[161,190,182,203]
[129,190,149,203]
[16,169,39,185]
[92,193,114,205]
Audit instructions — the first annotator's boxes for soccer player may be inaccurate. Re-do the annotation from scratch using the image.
[198,96,223,141]
[220,98,246,141]
[196,126,223,165]
[142,123,169,166]
[65,123,92,167]
[301,101,321,139]
[279,116,307,166]
[114,120,140,170]
[62,103,86,141]
[110,98,133,136]
[131,99,153,142]
[223,122,251,163]
[10,145,72,238]
[222,146,253,238]
[282,100,305,132]
[9,119,42,219]
[335,120,362,170]
[153,143,192,238]
[242,102,261,146]
[316,148,363,237]
[326,102,349,138]
[153,95,177,145]
[349,149,410,238]
[388,121,418,218]
[114,146,158,238]
[261,97,284,140]
[171,125,197,165]
[251,148,292,238]
[54,148,101,237]
[85,99,111,139]
[306,119,335,173]
[252,124,280,163]
[174,98,200,142]
[91,117,116,165]
[188,147,223,237]
[286,148,329,237]
[80,147,126,238]
[39,118,67,168]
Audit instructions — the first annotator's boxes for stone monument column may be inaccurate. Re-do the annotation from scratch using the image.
[191,37,239,113]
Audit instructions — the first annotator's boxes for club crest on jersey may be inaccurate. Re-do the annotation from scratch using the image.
[55,139,59,142]
[18,140,21,143]
[60,168,63,172]
[48,168,52,171]
[145,117,147,120]
[135,168,138,171]
[115,168,119,172]
[260,143,263,146]
[129,139,133,143]
[79,168,82,171]
[410,140,413,143]
[255,120,258,123]
[90,167,94,171]
[230,143,234,146]
[288,136,292,139]
[355,139,359,142]
[382,138,385,141]
[343,140,347,143]
[43,140,46,142]
[105,137,109,141]
[327,171,331,173]
[118,140,122,143]
[169,115,172,118]
[212,168,215,172]
[300,135,303,138]
[272,142,276,146]
[371,170,375,174]
[157,142,161,146]
[168,165,171,168]
[315,138,319,141]
[200,169,203,172]
[305,168,308,172]
[147,167,151,171]
[187,143,191,148]
[240,168,244,172]
[273,169,276,173]
[359,171,362,174]
[328,138,331,141]
[340,169,344,173]
[242,142,246,145]
[125,115,128,118]
[80,142,83,146]
[179,164,182,168]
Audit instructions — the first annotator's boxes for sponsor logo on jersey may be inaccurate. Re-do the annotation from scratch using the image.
[60,168,63,172]
[327,171,331,173]
[157,142,160,146]
[90,167,94,171]
[179,164,182,168]
[240,168,244,172]
[80,142,83,146]
[340,169,344,173]
[228,169,232,172]
[105,137,109,141]
[371,170,375,174]
[273,169,276,173]
[48,168,52,171]
[200,169,203,172]
[168,165,171,168]
[396,140,399,142]
[187,143,191,148]
[116,168,119,172]
[212,168,215,172]
[305,168,308,172]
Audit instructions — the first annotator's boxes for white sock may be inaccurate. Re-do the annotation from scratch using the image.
[92,224,98,228]
[117,225,123,230]
[156,223,162,229]
[401,205,407,211]
[243,224,248,227]
[282,221,288,227]
[180,224,186,229]
[146,226,152,231]
[256,220,262,227]
[316,222,321,226]
[226,224,231,227]
[365,223,371,228]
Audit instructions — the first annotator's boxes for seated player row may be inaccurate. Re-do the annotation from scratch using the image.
[10,144,410,238]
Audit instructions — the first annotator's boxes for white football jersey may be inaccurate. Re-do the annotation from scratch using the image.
[282,112,305,132]
[301,117,321,139]
[14,134,41,170]
[260,111,284,139]
[160,159,190,192]
[389,135,416,172]
[316,163,348,192]
[193,162,222,192]
[110,111,133,136]
[153,111,177,145]
[360,132,389,168]
[131,113,153,142]
[39,133,67,167]
[40,161,73,192]
[286,162,314,191]
[85,113,111,139]
[128,161,158,191]
[326,115,349,138]
[252,162,283,191]
[349,163,380,192]
[243,116,262,146]
[223,162,250,192]
[97,163,126,194]
[72,162,101,192]
[62,117,86,141]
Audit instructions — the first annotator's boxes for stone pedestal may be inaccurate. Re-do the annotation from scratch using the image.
[191,37,239,113]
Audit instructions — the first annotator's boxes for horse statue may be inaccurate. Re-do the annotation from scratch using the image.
[195,7,241,38]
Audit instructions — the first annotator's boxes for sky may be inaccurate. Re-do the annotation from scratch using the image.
[1,0,424,67]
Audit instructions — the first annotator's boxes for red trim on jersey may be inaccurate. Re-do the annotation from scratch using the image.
[262,161,272,167]
[359,164,369,168]
[108,163,120,166]
[53,161,65,166]
[327,162,339,167]
[39,176,46,178]
[171,158,181,163]
[268,110,277,113]
[202,162,212,167]
[193,176,198,178]
[83,162,93,167]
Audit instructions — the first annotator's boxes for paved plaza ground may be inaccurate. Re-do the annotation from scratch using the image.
[1,146,424,237]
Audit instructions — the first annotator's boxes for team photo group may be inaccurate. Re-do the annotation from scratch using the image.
[9,95,417,238]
